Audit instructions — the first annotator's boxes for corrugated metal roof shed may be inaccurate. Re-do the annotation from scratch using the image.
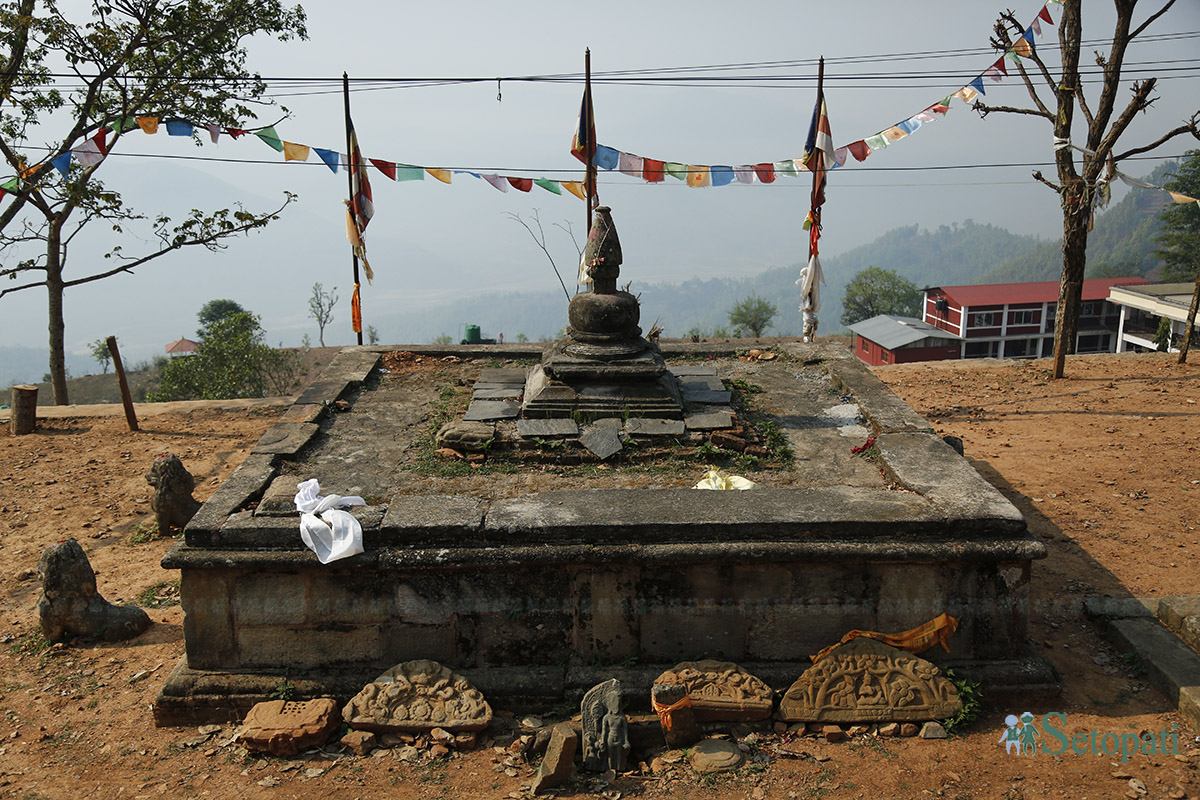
[849,315,961,351]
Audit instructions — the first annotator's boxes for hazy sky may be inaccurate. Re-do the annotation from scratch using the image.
[3,0,1199,377]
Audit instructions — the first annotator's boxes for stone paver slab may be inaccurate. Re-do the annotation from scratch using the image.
[624,418,685,436]
[579,426,623,459]
[684,409,735,430]
[463,400,520,421]
[517,419,579,438]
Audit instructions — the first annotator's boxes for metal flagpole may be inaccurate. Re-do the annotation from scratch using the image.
[343,72,364,345]
[585,48,595,235]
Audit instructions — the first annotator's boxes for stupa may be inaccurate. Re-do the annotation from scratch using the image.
[522,206,683,418]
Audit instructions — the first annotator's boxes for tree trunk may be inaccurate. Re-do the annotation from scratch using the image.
[46,223,69,405]
[1051,197,1092,379]
[1179,269,1200,364]
[10,385,38,435]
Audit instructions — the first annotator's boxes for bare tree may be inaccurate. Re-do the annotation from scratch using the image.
[307,282,338,347]
[506,210,573,303]
[975,1,1200,378]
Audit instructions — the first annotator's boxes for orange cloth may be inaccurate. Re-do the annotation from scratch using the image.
[651,694,692,731]
[351,284,362,334]
[810,612,959,663]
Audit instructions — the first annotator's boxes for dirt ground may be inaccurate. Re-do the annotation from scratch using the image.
[1,350,1199,799]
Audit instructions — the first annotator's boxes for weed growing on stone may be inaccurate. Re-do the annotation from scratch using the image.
[941,669,983,735]
[269,677,297,701]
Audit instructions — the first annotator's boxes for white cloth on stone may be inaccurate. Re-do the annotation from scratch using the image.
[293,478,366,564]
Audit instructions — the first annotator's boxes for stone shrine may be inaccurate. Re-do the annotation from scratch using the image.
[522,206,683,419]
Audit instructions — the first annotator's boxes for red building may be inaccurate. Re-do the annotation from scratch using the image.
[848,315,962,366]
[922,277,1148,359]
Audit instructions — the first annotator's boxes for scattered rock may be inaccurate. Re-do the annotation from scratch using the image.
[919,721,948,739]
[433,447,465,461]
[847,725,870,737]
[237,699,340,757]
[435,421,495,453]
[429,743,450,758]
[821,725,846,743]
[689,738,745,773]
[531,724,578,795]
[900,723,920,737]
[341,729,377,756]
[878,722,899,737]
[395,745,421,763]
[36,538,151,642]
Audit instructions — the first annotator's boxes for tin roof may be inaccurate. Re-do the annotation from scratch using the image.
[930,277,1148,307]
[849,314,961,350]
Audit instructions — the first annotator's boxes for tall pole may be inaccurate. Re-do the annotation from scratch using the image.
[585,48,595,235]
[343,72,364,345]
[808,56,824,262]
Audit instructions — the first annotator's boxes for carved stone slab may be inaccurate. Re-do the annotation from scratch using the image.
[343,659,492,733]
[778,638,962,723]
[237,698,340,757]
[653,660,773,722]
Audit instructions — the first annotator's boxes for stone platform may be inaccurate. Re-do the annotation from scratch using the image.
[154,341,1053,725]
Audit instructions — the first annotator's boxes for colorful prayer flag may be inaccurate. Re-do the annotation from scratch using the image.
[571,80,596,166]
[314,148,339,173]
[534,178,562,195]
[594,145,619,170]
[369,158,397,180]
[685,165,710,188]
[561,181,586,200]
[351,283,362,334]
[137,117,159,134]
[396,166,424,181]
[643,158,665,183]
[255,125,284,151]
[347,120,374,233]
[165,120,193,137]
[50,152,72,178]
[426,168,452,184]
[283,142,310,162]
[207,124,221,144]
[482,174,509,192]
[507,177,533,192]
[618,151,643,178]
[734,166,756,184]
[753,163,776,184]
[845,140,871,162]
[710,165,734,187]
[664,162,688,180]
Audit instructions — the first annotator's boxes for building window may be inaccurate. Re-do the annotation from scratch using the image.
[861,337,869,351]
[969,312,996,328]
[1011,310,1035,325]
[1041,338,1054,357]
[1005,339,1030,358]
[1080,301,1100,317]
[965,341,997,358]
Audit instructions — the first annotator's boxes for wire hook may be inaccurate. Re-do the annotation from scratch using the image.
[496,78,502,102]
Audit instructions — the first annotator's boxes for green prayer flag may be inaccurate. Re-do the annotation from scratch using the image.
[0,177,19,191]
[864,134,889,151]
[534,178,562,195]
[664,162,687,180]
[774,160,799,177]
[254,126,284,152]
[119,117,140,132]
[396,165,424,182]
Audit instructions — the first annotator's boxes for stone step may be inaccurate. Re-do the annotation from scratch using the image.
[1086,596,1200,732]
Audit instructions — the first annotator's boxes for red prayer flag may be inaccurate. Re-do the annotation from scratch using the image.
[507,177,533,192]
[753,163,776,184]
[93,127,108,155]
[348,122,374,233]
[226,128,247,139]
[993,57,1008,76]
[1038,5,1053,24]
[369,158,397,181]
[642,158,665,183]
[846,140,871,162]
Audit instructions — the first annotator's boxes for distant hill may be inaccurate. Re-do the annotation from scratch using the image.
[978,160,1177,284]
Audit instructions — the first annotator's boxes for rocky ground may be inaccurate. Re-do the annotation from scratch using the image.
[0,349,1198,799]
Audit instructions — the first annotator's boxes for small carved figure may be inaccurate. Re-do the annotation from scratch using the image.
[145,452,201,533]
[581,678,628,773]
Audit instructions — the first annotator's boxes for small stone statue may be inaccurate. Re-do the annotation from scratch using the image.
[145,452,201,533]
[581,678,629,773]
[651,682,701,749]
[36,538,151,642]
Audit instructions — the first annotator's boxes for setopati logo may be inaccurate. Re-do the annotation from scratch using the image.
[1001,711,1179,762]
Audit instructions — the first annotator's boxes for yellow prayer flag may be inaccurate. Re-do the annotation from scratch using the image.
[1168,191,1198,205]
[137,116,159,134]
[1012,38,1032,58]
[561,181,586,200]
[282,142,310,162]
[425,168,452,184]
[685,165,710,188]
[883,126,908,142]
[952,86,979,104]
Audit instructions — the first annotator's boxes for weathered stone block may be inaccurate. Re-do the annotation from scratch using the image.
[238,699,340,757]
[234,573,308,626]
[237,625,382,669]
[180,571,236,669]
[653,660,772,722]
[343,660,492,733]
